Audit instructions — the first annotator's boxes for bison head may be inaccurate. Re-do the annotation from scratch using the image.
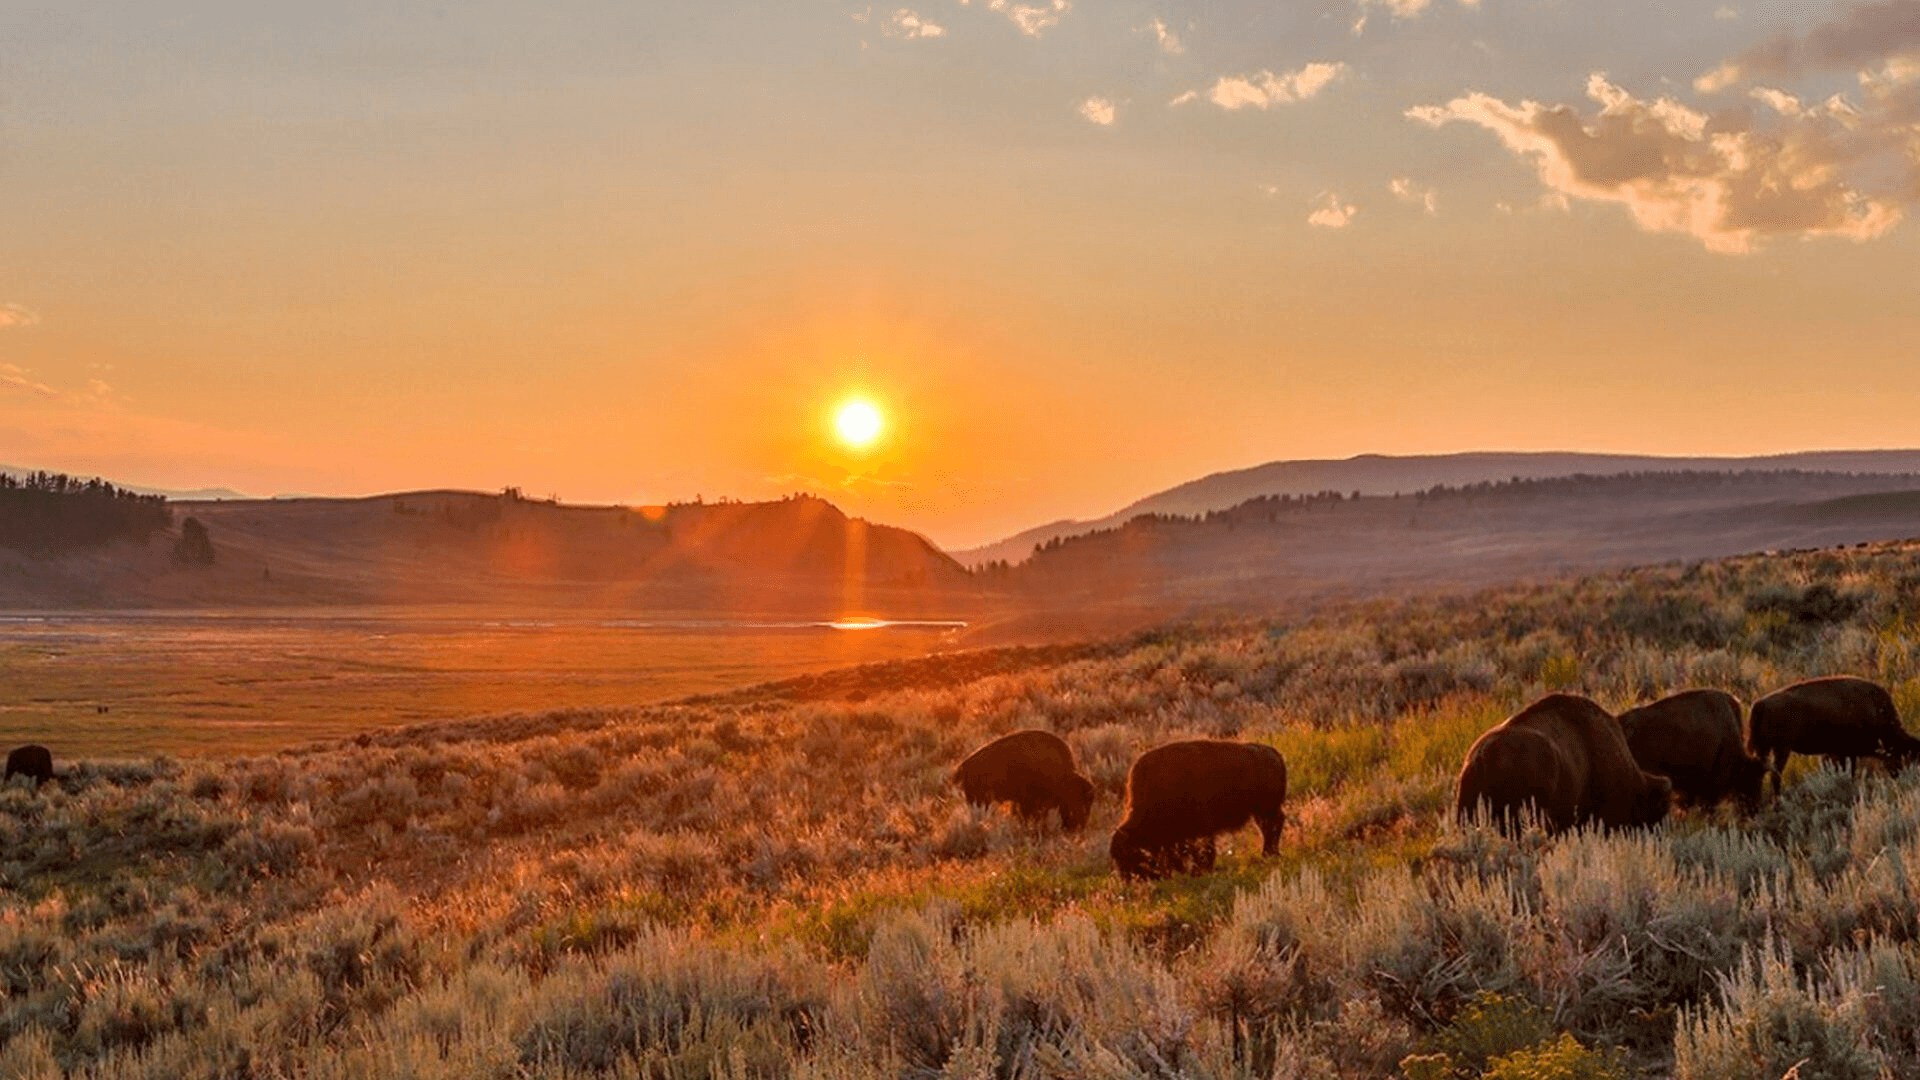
[1060,774,1096,831]
[1109,826,1152,881]
[1635,774,1674,826]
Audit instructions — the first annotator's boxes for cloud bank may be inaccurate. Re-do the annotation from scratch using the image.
[1698,0,1920,90]
[1409,72,1913,252]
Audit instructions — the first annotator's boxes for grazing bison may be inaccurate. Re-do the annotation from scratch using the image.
[5,744,53,787]
[1455,694,1671,834]
[1109,740,1287,881]
[1747,676,1920,796]
[952,729,1096,830]
[1618,689,1768,811]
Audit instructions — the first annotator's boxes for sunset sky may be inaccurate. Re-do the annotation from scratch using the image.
[4,1,1919,549]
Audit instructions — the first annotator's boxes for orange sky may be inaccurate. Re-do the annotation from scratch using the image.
[4,2,1920,549]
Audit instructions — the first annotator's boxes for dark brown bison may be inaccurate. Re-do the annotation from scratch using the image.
[1109,740,1287,881]
[1747,676,1920,796]
[1618,689,1768,811]
[5,745,53,787]
[1455,694,1671,833]
[953,729,1095,830]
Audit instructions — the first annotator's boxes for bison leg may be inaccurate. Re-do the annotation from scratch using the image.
[1190,836,1217,874]
[1255,809,1284,855]
[1767,748,1789,798]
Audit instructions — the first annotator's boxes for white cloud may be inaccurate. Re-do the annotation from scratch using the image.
[1169,89,1199,106]
[1390,176,1438,213]
[1204,62,1348,110]
[0,304,39,329]
[1715,4,1741,20]
[1145,17,1183,54]
[960,0,1071,37]
[1308,192,1358,228]
[1408,73,1913,253]
[883,9,945,38]
[1079,96,1116,125]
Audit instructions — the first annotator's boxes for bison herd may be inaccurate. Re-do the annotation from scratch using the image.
[954,675,1920,880]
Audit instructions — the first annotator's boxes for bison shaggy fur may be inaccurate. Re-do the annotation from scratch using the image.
[5,744,52,787]
[1109,740,1287,881]
[1455,694,1671,834]
[1747,676,1920,796]
[1618,689,1767,811]
[953,729,1095,830]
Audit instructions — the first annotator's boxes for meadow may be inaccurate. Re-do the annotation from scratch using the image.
[0,612,964,757]
[7,541,1920,1077]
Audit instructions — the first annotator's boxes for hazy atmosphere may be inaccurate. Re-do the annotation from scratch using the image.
[6,1,1920,547]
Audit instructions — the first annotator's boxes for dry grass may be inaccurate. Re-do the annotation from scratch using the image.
[7,540,1920,1076]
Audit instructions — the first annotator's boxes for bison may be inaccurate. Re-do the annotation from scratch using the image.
[952,729,1096,830]
[1109,740,1287,881]
[1617,689,1768,811]
[5,744,53,787]
[1455,694,1671,833]
[1747,676,1920,796]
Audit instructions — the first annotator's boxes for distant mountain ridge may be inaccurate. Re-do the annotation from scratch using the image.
[953,450,1920,567]
[0,464,249,502]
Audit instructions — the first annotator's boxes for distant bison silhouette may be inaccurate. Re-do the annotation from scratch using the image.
[952,729,1095,830]
[5,745,53,787]
[1618,688,1767,811]
[1747,676,1920,796]
[1109,740,1287,881]
[1455,694,1671,833]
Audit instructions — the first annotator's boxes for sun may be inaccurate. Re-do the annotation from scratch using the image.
[835,400,884,448]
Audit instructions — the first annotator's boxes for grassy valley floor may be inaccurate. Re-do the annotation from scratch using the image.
[8,541,1920,1077]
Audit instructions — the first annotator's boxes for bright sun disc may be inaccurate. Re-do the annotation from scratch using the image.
[836,401,883,447]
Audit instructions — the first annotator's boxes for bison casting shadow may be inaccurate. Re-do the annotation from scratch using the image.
[1456,693,1671,834]
[5,744,53,787]
[952,729,1096,830]
[1618,688,1767,812]
[1109,740,1287,881]
[1747,675,1920,798]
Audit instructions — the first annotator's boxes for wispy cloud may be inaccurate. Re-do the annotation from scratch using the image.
[1,364,58,398]
[1144,17,1183,54]
[1352,0,1479,35]
[1308,192,1358,228]
[1409,72,1911,252]
[0,304,39,329]
[1390,176,1438,213]
[959,0,1071,38]
[1697,0,1920,91]
[1202,62,1348,110]
[883,8,946,38]
[0,363,128,410]
[1078,96,1117,126]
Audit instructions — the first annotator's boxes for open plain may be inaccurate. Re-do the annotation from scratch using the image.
[0,611,964,757]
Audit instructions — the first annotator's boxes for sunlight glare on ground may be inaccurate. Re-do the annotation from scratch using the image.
[835,400,883,448]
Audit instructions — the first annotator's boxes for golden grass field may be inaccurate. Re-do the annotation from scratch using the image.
[8,543,1920,1078]
[0,611,964,757]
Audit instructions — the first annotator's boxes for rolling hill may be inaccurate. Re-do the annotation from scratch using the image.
[0,490,974,615]
[953,449,1920,568]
